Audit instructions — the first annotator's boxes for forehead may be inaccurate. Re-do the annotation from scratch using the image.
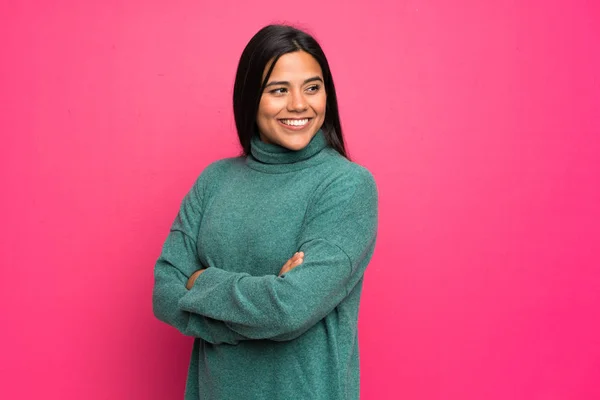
[265,51,323,81]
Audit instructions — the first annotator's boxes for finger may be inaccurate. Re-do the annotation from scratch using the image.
[280,257,302,276]
[279,265,289,276]
[289,257,303,270]
[280,253,305,276]
[279,258,294,276]
[285,255,299,268]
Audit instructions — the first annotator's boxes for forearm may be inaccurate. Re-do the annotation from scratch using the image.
[152,265,251,344]
[178,239,370,341]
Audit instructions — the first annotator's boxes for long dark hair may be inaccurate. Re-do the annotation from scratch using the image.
[233,24,347,158]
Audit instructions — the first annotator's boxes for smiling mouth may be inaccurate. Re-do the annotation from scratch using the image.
[278,118,311,127]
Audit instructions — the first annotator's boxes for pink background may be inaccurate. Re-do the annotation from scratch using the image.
[1,0,599,399]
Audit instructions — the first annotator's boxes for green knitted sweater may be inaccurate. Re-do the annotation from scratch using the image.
[152,130,378,399]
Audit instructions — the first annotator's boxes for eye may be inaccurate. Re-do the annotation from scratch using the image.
[269,87,288,95]
[306,84,321,93]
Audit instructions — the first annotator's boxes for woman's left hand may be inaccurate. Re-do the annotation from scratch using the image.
[186,269,206,290]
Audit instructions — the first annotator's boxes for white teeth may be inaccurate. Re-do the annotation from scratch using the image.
[281,119,309,126]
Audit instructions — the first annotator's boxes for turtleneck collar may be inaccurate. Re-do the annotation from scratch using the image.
[247,130,330,173]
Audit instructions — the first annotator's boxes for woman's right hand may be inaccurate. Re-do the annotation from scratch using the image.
[278,252,304,276]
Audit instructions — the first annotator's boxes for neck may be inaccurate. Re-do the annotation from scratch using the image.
[246,130,330,173]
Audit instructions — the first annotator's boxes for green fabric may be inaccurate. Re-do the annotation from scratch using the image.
[153,130,378,399]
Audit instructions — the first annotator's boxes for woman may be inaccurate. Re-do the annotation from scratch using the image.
[153,24,378,400]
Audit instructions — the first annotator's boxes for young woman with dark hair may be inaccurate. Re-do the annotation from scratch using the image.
[153,24,378,400]
[233,24,347,158]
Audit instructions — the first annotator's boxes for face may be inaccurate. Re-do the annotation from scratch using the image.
[256,51,327,151]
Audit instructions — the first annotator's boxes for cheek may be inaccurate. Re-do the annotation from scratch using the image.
[258,98,283,119]
[313,95,327,115]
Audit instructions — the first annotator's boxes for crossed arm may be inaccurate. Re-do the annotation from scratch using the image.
[185,251,305,289]
[152,168,378,345]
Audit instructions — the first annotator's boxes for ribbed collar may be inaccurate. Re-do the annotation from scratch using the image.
[246,130,330,173]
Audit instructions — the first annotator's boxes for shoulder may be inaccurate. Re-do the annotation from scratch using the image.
[309,151,378,211]
[321,150,378,196]
[202,156,245,177]
[191,156,245,195]
[198,156,244,180]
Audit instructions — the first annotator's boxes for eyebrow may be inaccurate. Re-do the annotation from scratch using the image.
[264,76,324,88]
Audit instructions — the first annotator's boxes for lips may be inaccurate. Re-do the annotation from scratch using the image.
[279,118,310,127]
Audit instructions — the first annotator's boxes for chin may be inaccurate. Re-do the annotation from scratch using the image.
[277,131,318,151]
[278,137,309,151]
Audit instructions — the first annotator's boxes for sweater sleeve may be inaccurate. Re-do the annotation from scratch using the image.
[152,171,249,345]
[178,167,378,341]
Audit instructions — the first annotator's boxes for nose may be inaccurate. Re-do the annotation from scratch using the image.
[287,89,308,112]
